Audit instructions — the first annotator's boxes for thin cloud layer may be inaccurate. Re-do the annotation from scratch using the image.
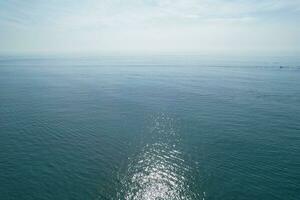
[0,0,299,54]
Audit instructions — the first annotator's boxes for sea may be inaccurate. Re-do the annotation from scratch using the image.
[0,55,299,200]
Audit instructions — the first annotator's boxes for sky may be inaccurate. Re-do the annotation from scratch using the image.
[0,0,300,55]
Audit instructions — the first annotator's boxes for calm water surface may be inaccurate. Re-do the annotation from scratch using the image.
[0,57,299,199]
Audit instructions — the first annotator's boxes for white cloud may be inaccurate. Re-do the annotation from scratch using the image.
[2,0,299,29]
[0,0,299,54]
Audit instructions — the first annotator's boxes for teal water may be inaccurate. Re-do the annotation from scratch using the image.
[0,56,300,200]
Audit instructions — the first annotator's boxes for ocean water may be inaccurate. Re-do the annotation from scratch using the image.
[0,56,299,200]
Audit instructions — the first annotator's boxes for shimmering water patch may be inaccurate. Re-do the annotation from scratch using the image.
[118,114,199,200]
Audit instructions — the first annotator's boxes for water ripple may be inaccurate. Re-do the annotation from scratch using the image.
[117,114,198,200]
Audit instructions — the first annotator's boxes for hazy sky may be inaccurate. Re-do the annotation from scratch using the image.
[0,0,300,55]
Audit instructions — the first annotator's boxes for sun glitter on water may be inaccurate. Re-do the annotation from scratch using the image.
[118,114,199,200]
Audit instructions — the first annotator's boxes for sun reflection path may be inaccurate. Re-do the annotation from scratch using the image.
[119,114,199,200]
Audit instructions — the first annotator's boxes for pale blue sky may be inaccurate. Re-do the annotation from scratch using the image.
[0,0,299,55]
